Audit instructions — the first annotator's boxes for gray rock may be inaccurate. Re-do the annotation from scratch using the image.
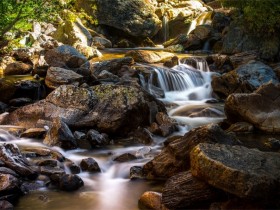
[190,143,280,199]
[43,118,77,149]
[86,129,109,147]
[212,61,279,99]
[45,67,84,89]
[80,158,101,173]
[58,174,83,191]
[225,83,280,132]
[113,153,137,162]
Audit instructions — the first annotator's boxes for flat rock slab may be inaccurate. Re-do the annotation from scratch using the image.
[190,143,280,199]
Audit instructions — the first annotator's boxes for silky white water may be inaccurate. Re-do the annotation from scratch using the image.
[1,53,224,210]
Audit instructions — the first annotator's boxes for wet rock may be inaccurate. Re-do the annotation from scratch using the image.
[163,56,179,68]
[225,83,280,132]
[58,174,83,191]
[0,167,19,178]
[4,62,32,76]
[74,43,101,59]
[125,50,174,64]
[45,67,84,89]
[0,200,13,210]
[40,166,65,177]
[20,128,46,139]
[0,144,38,179]
[9,98,33,107]
[131,128,153,145]
[113,153,137,162]
[212,61,279,99]
[226,122,254,133]
[80,158,101,173]
[229,51,259,69]
[136,147,152,158]
[190,143,280,199]
[74,131,91,149]
[76,84,166,135]
[43,118,77,149]
[150,112,177,137]
[138,191,166,210]
[35,159,58,167]
[184,25,214,50]
[143,124,238,179]
[14,80,44,101]
[20,180,46,193]
[0,174,20,193]
[90,57,134,77]
[162,171,220,209]
[44,45,88,69]
[97,70,120,83]
[65,159,81,174]
[94,0,161,37]
[87,129,109,147]
[206,54,232,73]
[130,166,144,180]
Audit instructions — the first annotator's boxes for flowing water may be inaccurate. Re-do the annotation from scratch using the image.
[187,11,213,35]
[1,51,224,210]
[162,14,169,43]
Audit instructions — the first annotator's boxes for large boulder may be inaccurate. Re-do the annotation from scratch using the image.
[3,84,166,136]
[94,0,161,38]
[212,61,279,99]
[225,82,280,133]
[2,85,96,128]
[75,84,166,134]
[142,124,238,179]
[190,143,280,199]
[44,45,88,69]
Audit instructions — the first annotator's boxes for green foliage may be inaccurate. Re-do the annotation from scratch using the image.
[220,0,280,35]
[0,0,61,39]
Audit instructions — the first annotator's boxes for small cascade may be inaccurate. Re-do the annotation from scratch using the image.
[187,11,213,35]
[180,57,210,72]
[162,14,169,42]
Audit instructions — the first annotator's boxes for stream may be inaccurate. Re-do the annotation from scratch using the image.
[0,50,225,210]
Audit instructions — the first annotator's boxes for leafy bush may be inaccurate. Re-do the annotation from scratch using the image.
[220,0,280,35]
[0,0,61,39]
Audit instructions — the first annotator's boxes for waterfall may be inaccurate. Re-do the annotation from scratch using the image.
[162,14,169,42]
[187,11,213,35]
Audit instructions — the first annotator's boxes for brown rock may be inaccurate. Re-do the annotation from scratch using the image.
[190,143,280,199]
[45,67,84,89]
[125,50,174,63]
[4,62,32,76]
[138,191,167,210]
[162,171,220,209]
[225,83,280,132]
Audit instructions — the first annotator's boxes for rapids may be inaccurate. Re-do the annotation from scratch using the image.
[1,50,224,210]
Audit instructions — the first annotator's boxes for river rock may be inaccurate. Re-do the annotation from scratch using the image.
[211,12,230,32]
[92,36,112,49]
[80,158,101,173]
[162,171,220,209]
[45,67,84,89]
[125,50,174,64]
[190,143,280,199]
[138,191,166,210]
[65,159,81,174]
[86,129,109,147]
[8,98,33,108]
[142,124,238,179]
[226,122,254,133]
[130,166,144,180]
[113,153,137,162]
[225,82,280,132]
[20,128,46,138]
[4,62,32,76]
[44,45,88,69]
[0,167,19,178]
[0,200,14,210]
[53,10,92,46]
[39,166,65,177]
[212,61,279,99]
[58,174,84,191]
[75,84,166,134]
[0,144,38,179]
[90,57,134,77]
[0,80,17,103]
[0,174,20,193]
[94,0,161,38]
[43,118,77,149]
